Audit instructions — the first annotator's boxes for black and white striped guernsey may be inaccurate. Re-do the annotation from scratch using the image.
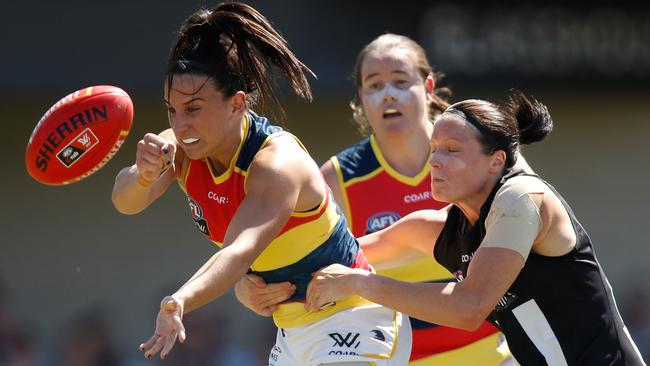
[433,170,646,365]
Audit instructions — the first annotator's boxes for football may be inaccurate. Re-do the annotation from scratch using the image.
[25,85,134,185]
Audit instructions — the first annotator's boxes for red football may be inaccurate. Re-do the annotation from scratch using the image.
[25,85,134,185]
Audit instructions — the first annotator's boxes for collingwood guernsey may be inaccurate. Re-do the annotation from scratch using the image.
[434,170,646,365]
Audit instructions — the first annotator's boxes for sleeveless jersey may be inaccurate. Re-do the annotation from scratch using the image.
[182,112,370,328]
[434,170,646,365]
[332,135,504,364]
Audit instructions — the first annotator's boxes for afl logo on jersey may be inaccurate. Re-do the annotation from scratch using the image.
[187,196,211,236]
[365,211,401,234]
[188,197,203,220]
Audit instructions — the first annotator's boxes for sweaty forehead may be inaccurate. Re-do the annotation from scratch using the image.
[361,48,419,79]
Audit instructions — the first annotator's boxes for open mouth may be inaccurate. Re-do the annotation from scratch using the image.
[182,137,200,144]
[382,108,402,119]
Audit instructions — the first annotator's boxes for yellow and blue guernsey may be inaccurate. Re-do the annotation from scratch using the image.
[332,135,508,365]
[181,112,371,328]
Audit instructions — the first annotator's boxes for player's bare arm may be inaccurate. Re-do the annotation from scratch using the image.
[359,208,447,264]
[320,159,349,218]
[141,136,317,358]
[112,129,182,214]
[307,247,524,330]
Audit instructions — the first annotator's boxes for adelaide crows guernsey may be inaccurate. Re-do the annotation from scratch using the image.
[332,135,504,364]
[434,170,646,365]
[182,112,371,328]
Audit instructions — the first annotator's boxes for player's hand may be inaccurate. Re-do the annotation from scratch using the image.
[135,133,176,185]
[139,296,186,359]
[305,264,366,312]
[234,274,295,317]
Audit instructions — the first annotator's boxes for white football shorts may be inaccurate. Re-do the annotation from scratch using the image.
[268,304,412,366]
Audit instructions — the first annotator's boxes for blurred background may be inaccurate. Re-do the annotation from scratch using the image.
[1,0,649,365]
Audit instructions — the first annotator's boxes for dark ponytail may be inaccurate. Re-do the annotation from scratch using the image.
[504,90,553,145]
[166,2,314,117]
[440,90,553,169]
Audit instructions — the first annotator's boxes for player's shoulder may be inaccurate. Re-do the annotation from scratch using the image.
[333,137,380,181]
[335,137,372,160]
[498,174,549,200]
[254,133,310,171]
[491,174,550,215]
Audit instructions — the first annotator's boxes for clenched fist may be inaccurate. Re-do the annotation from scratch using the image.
[135,133,176,185]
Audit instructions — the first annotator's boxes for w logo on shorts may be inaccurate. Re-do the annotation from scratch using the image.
[329,332,360,348]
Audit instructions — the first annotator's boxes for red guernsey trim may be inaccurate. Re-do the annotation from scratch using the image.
[351,249,370,271]
[410,322,499,361]
[277,192,330,236]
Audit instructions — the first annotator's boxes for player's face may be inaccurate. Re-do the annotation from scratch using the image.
[359,48,431,136]
[428,116,496,203]
[165,73,242,160]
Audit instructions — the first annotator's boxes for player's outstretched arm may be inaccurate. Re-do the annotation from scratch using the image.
[358,208,447,264]
[173,139,306,313]
[140,138,310,359]
[234,205,449,315]
[112,129,179,214]
[306,247,524,330]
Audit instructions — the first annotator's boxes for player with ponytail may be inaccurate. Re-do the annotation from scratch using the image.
[112,3,411,364]
[304,91,646,365]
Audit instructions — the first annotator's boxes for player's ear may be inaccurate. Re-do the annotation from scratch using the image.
[231,91,247,114]
[489,150,506,173]
[425,76,435,103]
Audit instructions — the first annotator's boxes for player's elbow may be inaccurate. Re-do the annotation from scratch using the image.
[111,192,144,215]
[446,304,490,331]
[456,311,489,331]
[112,203,142,215]
[453,288,494,331]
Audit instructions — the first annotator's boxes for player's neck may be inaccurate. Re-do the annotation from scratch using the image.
[373,123,432,177]
[205,114,246,175]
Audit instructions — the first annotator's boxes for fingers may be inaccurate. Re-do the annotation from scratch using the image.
[166,298,186,337]
[174,315,186,343]
[178,327,186,343]
[138,145,166,169]
[135,134,175,182]
[143,334,165,359]
[236,276,295,316]
[164,142,177,163]
[160,332,178,359]
[251,283,295,315]
[140,321,185,359]
[139,334,158,352]
[305,279,318,311]
[139,297,186,359]
[259,305,278,317]
[245,274,269,288]
[259,283,295,305]
[305,274,334,312]
[255,282,294,298]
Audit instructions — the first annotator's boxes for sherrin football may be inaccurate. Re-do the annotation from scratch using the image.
[25,85,134,185]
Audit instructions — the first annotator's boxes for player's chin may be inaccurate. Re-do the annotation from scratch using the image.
[430,186,452,203]
[179,145,204,160]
